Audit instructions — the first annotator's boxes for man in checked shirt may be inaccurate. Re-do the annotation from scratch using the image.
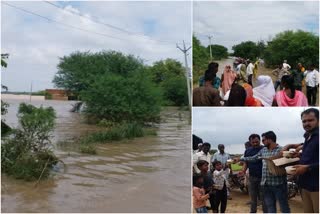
[234,131,291,213]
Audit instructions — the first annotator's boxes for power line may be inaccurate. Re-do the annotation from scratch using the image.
[2,1,188,46]
[43,1,188,45]
[2,1,122,41]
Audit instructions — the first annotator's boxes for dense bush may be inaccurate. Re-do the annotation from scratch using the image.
[80,72,162,123]
[148,59,188,106]
[264,30,319,67]
[1,103,58,181]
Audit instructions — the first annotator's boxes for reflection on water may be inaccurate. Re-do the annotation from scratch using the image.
[1,96,191,213]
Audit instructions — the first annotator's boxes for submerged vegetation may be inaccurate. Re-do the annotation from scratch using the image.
[78,122,157,154]
[1,103,59,181]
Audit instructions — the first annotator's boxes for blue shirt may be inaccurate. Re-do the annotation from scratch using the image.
[244,146,263,178]
[199,76,221,89]
[298,129,319,192]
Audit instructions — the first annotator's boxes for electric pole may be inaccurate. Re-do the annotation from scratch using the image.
[208,35,213,61]
[177,40,192,110]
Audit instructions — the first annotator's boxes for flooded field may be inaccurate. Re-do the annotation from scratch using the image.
[1,95,191,213]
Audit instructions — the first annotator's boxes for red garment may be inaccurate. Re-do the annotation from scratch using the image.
[242,83,263,106]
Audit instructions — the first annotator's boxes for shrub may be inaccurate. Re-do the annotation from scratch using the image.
[1,103,58,181]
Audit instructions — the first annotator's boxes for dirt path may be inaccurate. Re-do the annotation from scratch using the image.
[193,188,303,213]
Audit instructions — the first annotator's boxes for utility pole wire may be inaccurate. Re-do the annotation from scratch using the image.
[43,1,189,46]
[2,1,121,41]
[176,40,192,110]
[3,1,188,47]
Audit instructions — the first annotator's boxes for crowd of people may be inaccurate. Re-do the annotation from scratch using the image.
[192,108,319,213]
[193,59,319,107]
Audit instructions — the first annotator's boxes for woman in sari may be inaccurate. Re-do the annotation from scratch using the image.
[253,75,275,107]
[273,75,308,106]
[242,83,263,106]
[221,65,237,95]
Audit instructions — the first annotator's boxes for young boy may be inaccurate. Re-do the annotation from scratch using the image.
[213,161,228,213]
[197,160,216,211]
[193,174,210,213]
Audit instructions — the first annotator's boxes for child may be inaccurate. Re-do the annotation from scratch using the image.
[213,161,228,213]
[197,160,216,211]
[193,174,210,213]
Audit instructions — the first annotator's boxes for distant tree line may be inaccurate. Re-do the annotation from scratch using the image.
[232,30,319,68]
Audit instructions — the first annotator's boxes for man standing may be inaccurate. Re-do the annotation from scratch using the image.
[282,108,319,213]
[282,60,291,71]
[304,65,319,106]
[193,68,221,106]
[246,60,254,86]
[272,64,290,91]
[193,142,212,173]
[241,134,264,213]
[236,131,290,213]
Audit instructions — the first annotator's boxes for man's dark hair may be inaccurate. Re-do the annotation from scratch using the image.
[301,108,319,121]
[204,69,216,82]
[193,174,203,187]
[249,134,260,141]
[208,62,219,73]
[203,142,211,149]
[262,131,277,142]
[197,160,209,168]
[212,160,222,169]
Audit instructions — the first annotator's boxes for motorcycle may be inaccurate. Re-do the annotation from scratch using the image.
[287,175,299,199]
[228,171,248,194]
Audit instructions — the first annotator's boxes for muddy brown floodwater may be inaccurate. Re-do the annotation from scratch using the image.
[1,95,191,213]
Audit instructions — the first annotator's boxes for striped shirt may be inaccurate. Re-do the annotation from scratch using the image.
[240,145,286,186]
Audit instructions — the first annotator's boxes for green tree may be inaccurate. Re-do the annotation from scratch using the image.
[232,41,259,60]
[193,35,210,84]
[53,51,144,95]
[80,72,162,123]
[148,59,188,106]
[53,50,163,123]
[264,30,319,67]
[207,44,228,60]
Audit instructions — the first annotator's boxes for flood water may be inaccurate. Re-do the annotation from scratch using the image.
[1,95,191,213]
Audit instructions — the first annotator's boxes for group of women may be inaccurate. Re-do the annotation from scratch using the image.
[197,61,308,107]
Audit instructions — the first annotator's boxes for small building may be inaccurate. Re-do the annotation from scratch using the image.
[45,89,76,100]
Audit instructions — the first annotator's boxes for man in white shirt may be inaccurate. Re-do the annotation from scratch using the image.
[304,65,319,106]
[282,60,291,71]
[246,60,254,86]
[193,142,212,173]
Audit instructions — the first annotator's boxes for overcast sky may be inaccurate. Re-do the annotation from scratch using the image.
[1,1,191,92]
[192,107,314,154]
[193,1,319,51]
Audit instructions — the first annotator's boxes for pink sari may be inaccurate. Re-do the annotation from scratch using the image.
[222,66,237,95]
[275,90,308,106]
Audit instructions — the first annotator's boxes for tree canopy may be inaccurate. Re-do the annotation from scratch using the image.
[264,30,319,67]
